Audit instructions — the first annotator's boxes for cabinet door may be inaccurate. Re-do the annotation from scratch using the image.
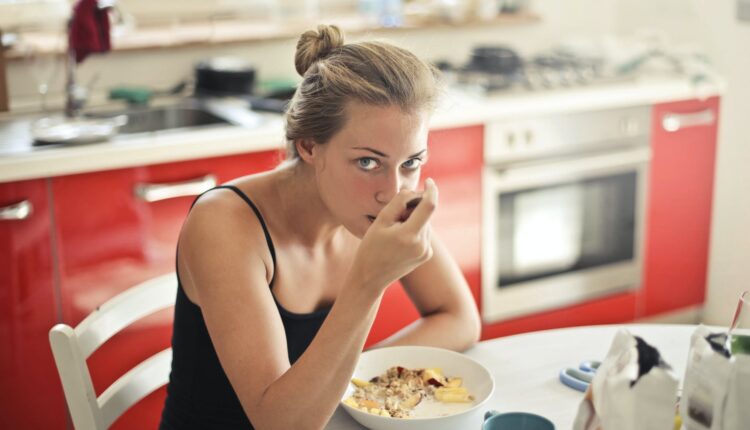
[640,97,720,316]
[365,125,484,346]
[0,179,63,429]
[481,292,637,339]
[51,150,280,429]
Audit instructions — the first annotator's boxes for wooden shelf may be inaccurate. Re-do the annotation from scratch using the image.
[5,12,540,60]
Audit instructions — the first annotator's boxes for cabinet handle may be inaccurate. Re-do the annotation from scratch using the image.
[662,108,716,132]
[134,174,217,203]
[0,200,33,221]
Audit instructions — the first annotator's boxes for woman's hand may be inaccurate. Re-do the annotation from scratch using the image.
[350,178,438,292]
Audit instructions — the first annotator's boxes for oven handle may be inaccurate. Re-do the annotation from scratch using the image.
[488,147,651,191]
[662,108,715,132]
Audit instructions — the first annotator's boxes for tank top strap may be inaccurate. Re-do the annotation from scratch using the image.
[193,185,277,287]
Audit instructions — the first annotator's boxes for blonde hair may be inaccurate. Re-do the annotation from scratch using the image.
[285,24,441,158]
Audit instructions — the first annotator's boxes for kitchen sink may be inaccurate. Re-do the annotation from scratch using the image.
[87,104,230,135]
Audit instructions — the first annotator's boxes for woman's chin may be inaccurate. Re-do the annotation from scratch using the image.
[341,218,371,239]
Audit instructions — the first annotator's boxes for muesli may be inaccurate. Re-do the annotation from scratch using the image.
[343,366,474,418]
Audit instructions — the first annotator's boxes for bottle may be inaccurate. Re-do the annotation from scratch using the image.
[728,291,750,355]
[476,0,499,21]
[359,0,382,26]
[379,0,403,27]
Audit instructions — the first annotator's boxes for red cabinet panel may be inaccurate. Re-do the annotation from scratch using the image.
[365,125,484,346]
[482,292,637,340]
[0,179,63,430]
[51,150,280,429]
[640,97,720,316]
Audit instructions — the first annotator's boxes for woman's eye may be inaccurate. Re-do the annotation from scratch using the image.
[357,157,379,171]
[402,158,423,170]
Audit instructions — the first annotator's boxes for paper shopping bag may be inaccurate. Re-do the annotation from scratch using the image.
[573,329,679,430]
[680,325,750,430]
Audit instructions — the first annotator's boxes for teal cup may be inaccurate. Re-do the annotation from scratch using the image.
[483,410,555,430]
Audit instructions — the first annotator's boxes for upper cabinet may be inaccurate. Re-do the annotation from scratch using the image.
[640,96,720,316]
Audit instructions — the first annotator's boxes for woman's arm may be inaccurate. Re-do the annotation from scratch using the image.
[369,234,482,352]
[179,185,436,430]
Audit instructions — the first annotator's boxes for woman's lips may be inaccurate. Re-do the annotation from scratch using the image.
[366,198,421,224]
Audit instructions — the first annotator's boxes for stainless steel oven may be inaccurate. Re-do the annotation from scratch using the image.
[481,106,652,323]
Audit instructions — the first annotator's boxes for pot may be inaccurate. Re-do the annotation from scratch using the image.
[467,46,522,75]
[194,57,256,96]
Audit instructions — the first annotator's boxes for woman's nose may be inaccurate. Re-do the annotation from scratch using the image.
[374,172,403,204]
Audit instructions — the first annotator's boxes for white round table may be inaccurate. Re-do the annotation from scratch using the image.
[326,323,708,429]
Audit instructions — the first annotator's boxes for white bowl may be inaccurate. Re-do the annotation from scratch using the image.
[341,346,495,430]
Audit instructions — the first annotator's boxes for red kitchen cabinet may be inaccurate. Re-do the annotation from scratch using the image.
[640,97,720,316]
[365,125,484,346]
[50,150,280,430]
[481,292,637,339]
[0,179,63,430]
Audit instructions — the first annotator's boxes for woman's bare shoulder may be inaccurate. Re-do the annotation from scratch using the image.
[178,178,277,298]
[186,170,276,229]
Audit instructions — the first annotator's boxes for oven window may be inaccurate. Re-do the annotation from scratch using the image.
[496,172,637,287]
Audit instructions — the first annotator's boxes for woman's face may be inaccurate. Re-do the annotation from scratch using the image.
[307,102,430,238]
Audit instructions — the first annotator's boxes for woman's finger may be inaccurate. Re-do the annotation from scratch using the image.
[403,178,438,232]
[375,189,421,225]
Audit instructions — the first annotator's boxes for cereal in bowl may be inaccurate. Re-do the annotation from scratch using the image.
[343,366,474,418]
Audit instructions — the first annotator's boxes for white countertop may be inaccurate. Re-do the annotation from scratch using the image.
[0,76,723,184]
[325,323,709,429]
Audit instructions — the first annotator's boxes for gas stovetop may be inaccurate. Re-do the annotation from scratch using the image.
[438,49,634,95]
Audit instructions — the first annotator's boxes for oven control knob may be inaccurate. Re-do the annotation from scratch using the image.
[506,132,516,148]
[524,130,534,145]
[620,117,640,136]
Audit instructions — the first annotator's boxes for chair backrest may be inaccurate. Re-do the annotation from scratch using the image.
[49,272,178,429]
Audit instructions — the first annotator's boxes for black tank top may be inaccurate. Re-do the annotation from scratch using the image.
[159,185,331,429]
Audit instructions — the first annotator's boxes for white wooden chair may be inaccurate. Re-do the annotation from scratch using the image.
[49,272,178,429]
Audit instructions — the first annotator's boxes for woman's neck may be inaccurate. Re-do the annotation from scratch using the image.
[273,160,346,248]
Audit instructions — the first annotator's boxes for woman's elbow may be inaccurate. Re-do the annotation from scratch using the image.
[459,305,482,350]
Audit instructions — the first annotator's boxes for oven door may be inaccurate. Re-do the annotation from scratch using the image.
[481,146,651,323]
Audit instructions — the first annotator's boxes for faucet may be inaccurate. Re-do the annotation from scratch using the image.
[65,0,114,117]
[64,49,87,117]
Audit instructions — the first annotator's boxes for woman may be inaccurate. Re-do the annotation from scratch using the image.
[160,24,481,429]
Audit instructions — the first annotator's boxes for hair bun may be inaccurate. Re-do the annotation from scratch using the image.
[294,25,344,77]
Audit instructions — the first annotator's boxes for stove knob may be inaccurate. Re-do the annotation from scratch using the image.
[524,130,534,146]
[506,132,516,148]
[620,117,640,136]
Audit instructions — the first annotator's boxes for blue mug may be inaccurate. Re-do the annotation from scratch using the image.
[483,410,555,430]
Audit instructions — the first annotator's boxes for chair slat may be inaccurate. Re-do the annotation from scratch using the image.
[76,273,177,357]
[98,348,173,429]
[50,272,177,429]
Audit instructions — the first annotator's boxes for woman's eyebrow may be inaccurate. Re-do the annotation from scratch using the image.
[351,147,427,158]
[352,146,388,157]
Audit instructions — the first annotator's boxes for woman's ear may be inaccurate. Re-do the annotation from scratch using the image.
[295,138,317,164]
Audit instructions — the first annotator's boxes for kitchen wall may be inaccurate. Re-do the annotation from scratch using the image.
[4,0,748,324]
[684,1,750,326]
[4,0,617,111]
